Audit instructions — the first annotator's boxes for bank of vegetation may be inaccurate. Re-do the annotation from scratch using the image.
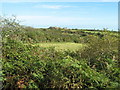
[0,16,119,89]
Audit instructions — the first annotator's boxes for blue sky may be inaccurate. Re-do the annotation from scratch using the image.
[1,1,118,30]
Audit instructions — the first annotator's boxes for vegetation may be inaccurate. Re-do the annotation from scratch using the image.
[27,42,85,51]
[1,16,119,89]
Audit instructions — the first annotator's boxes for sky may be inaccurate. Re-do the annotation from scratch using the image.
[0,0,119,2]
[0,1,118,30]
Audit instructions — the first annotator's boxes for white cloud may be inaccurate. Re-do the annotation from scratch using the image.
[0,0,119,3]
[34,5,72,9]
[17,15,93,27]
[16,15,117,30]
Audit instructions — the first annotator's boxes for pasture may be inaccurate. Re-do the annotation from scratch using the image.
[30,42,86,51]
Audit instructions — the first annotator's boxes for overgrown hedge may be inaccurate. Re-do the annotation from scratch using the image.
[1,16,119,89]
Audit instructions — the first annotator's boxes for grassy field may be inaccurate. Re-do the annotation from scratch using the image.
[29,42,86,51]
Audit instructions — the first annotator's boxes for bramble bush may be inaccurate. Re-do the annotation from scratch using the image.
[1,16,119,89]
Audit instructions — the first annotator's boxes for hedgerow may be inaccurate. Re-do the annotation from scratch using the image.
[1,16,119,89]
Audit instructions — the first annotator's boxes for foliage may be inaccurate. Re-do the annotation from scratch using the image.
[1,16,119,89]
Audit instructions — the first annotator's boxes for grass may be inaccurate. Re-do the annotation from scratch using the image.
[84,30,101,33]
[28,42,86,51]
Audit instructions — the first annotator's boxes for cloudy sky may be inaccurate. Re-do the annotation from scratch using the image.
[0,0,118,30]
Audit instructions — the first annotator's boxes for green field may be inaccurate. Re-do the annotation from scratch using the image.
[29,42,86,51]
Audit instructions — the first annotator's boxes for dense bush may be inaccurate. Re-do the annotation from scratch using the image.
[1,16,119,89]
[2,39,119,89]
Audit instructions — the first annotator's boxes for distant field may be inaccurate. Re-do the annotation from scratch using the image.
[29,42,86,51]
[84,31,101,33]
[84,30,118,36]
